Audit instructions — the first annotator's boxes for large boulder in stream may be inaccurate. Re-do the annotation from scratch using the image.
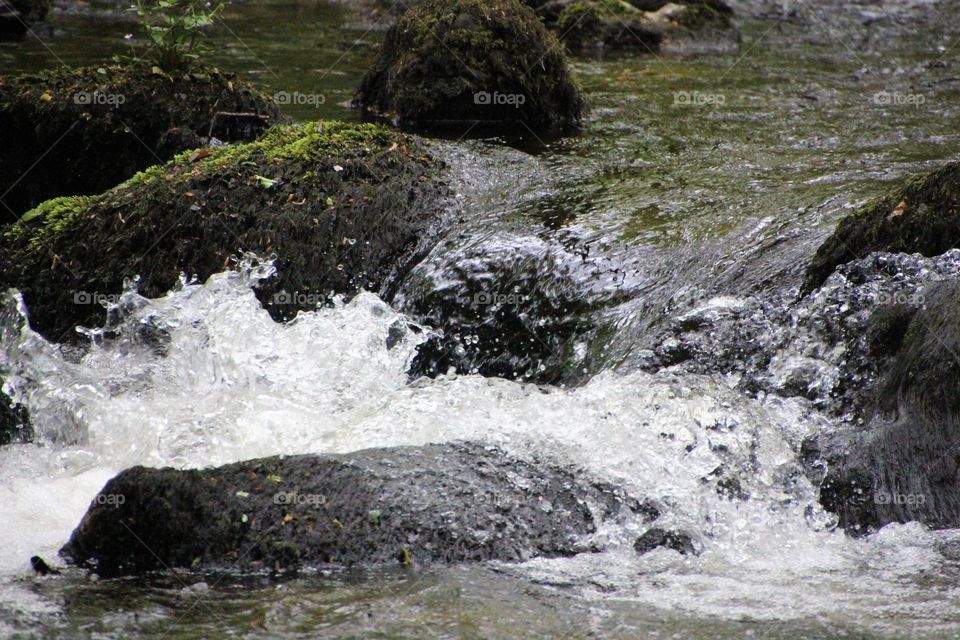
[796,162,960,531]
[803,162,960,295]
[0,121,450,342]
[59,442,645,577]
[817,279,960,532]
[0,64,284,217]
[353,0,585,133]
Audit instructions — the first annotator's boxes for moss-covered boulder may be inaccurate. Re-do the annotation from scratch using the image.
[354,0,585,133]
[0,121,450,342]
[0,64,285,218]
[0,0,50,36]
[539,0,665,50]
[526,0,734,50]
[803,162,960,295]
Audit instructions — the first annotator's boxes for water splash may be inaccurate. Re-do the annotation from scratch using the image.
[0,256,957,636]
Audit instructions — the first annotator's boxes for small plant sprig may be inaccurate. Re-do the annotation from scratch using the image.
[127,0,225,72]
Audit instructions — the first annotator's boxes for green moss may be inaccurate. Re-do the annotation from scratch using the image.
[803,162,960,294]
[0,120,449,341]
[673,2,729,30]
[8,195,95,249]
[553,0,664,50]
[354,0,585,132]
[0,63,284,217]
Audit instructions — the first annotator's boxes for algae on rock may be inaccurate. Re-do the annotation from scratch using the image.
[0,64,284,217]
[354,0,585,133]
[0,121,451,342]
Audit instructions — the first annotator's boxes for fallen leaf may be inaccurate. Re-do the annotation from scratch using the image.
[188,149,211,163]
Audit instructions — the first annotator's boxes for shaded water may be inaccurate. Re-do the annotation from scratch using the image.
[4,0,960,638]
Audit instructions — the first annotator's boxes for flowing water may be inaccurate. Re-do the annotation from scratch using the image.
[3,0,960,637]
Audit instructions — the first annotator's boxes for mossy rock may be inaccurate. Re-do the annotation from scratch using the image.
[0,64,285,218]
[0,0,51,36]
[0,121,451,342]
[550,0,664,51]
[354,0,585,133]
[803,162,960,295]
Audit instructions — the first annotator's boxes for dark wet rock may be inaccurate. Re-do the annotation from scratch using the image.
[397,237,619,384]
[353,0,585,133]
[0,0,50,36]
[642,251,960,422]
[803,162,960,295]
[29,555,60,576]
[0,390,30,445]
[633,527,696,555]
[60,441,643,577]
[0,121,451,342]
[818,279,960,532]
[0,64,284,218]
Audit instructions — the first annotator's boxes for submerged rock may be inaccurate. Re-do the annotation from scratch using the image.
[400,243,600,383]
[803,162,960,295]
[0,64,284,217]
[354,0,585,133]
[0,0,50,36]
[60,442,643,577]
[0,121,450,342]
[633,527,697,555]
